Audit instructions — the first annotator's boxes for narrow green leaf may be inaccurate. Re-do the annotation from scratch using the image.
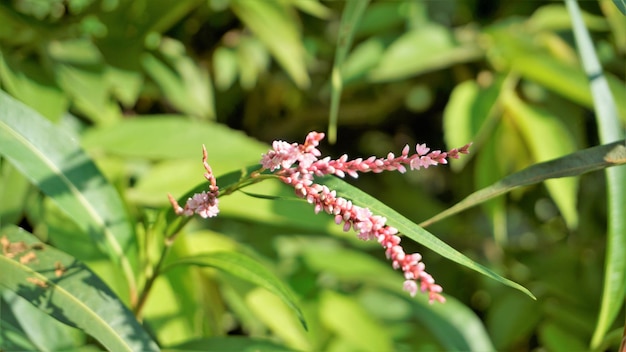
[141,40,215,120]
[162,251,307,330]
[612,0,626,15]
[328,0,370,143]
[566,0,626,347]
[318,176,536,299]
[0,227,158,352]
[420,141,626,227]
[231,0,309,89]
[0,90,138,304]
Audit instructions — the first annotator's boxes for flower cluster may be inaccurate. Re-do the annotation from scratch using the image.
[170,132,471,303]
[168,145,220,218]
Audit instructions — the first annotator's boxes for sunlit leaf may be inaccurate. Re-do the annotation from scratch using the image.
[0,227,158,352]
[420,140,625,227]
[503,91,579,228]
[0,90,137,304]
[318,176,536,299]
[368,24,482,82]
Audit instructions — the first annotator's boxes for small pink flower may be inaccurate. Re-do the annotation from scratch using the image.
[169,145,220,218]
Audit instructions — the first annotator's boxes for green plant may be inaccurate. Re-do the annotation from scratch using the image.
[1,1,625,351]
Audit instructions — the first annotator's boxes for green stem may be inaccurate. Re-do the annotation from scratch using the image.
[133,169,277,318]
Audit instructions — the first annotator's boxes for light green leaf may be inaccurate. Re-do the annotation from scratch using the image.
[0,90,138,304]
[368,24,483,82]
[503,91,579,228]
[81,115,267,162]
[231,0,309,89]
[0,162,31,225]
[328,0,370,143]
[527,4,609,32]
[213,47,239,91]
[0,226,158,352]
[318,176,535,299]
[162,251,307,330]
[442,79,500,171]
[420,140,626,227]
[245,288,311,351]
[319,291,393,352]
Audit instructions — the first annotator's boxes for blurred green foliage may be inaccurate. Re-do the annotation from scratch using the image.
[1,0,625,351]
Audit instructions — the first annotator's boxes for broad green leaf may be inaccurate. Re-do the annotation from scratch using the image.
[0,90,138,304]
[162,251,307,330]
[503,91,579,228]
[318,176,535,299]
[231,0,309,89]
[164,336,296,352]
[566,0,626,348]
[368,24,483,82]
[328,0,370,143]
[319,291,393,352]
[81,115,267,162]
[0,227,158,352]
[420,140,626,227]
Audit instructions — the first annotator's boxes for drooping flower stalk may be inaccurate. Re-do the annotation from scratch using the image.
[169,132,471,303]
